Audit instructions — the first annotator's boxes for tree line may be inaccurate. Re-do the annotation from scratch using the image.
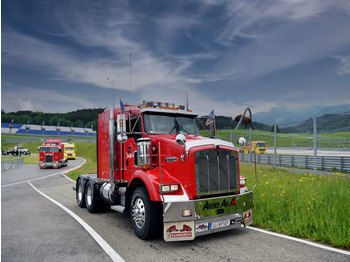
[2,108,275,132]
[1,109,105,130]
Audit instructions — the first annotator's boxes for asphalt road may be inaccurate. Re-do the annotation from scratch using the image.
[2,160,349,262]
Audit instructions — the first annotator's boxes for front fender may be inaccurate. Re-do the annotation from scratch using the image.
[129,170,162,201]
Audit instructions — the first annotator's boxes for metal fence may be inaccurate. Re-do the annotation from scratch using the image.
[1,157,24,172]
[239,153,350,173]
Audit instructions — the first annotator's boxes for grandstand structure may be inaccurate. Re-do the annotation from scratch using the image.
[1,123,95,137]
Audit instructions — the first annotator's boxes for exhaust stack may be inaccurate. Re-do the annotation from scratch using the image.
[109,107,115,190]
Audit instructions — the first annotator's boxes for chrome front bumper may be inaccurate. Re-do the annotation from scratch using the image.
[39,162,58,168]
[163,191,253,241]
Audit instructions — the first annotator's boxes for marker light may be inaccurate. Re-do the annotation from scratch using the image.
[240,177,247,186]
[142,164,149,171]
[182,209,192,217]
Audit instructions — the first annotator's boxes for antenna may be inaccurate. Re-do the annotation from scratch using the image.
[113,81,115,111]
[129,53,132,104]
[186,90,188,110]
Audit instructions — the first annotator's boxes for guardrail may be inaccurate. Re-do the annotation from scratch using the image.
[239,153,350,173]
[1,157,24,172]
[5,138,96,143]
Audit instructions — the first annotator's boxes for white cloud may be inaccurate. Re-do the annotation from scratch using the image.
[2,83,99,113]
[216,0,350,45]
[333,55,350,75]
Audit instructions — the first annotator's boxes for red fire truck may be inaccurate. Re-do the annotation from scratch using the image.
[76,101,255,241]
[38,139,68,169]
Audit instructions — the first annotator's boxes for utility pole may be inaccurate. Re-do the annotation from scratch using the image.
[274,123,277,168]
[313,117,317,173]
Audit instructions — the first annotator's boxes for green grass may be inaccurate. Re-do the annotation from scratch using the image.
[66,142,97,181]
[1,155,39,164]
[241,162,350,249]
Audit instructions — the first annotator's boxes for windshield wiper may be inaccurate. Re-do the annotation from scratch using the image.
[169,119,179,134]
[169,119,189,134]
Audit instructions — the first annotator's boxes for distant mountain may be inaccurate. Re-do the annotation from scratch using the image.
[254,104,350,125]
[198,115,272,131]
[280,112,350,133]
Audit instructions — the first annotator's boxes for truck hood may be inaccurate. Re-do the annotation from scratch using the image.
[148,134,237,155]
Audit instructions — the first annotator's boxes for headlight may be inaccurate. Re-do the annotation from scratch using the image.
[240,177,247,186]
[160,184,179,193]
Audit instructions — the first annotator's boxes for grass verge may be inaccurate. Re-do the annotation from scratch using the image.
[66,142,97,181]
[241,162,350,249]
[1,155,38,164]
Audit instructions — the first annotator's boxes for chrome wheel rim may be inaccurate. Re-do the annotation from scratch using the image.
[86,185,92,206]
[78,182,83,202]
[132,197,146,229]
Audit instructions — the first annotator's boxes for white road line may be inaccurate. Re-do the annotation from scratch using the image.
[247,226,350,256]
[61,157,86,183]
[2,172,61,188]
[60,173,76,183]
[2,157,85,188]
[28,181,125,262]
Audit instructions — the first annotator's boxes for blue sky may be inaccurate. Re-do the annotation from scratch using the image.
[2,0,350,117]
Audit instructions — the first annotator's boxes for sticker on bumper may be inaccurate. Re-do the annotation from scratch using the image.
[243,209,253,226]
[164,221,195,241]
[195,222,209,233]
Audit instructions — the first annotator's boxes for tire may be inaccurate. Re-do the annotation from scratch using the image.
[85,180,100,213]
[130,187,162,240]
[76,178,86,208]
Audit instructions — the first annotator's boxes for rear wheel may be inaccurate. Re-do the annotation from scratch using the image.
[85,180,100,213]
[76,178,86,208]
[130,187,162,240]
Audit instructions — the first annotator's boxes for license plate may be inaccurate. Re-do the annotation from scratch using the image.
[210,219,230,229]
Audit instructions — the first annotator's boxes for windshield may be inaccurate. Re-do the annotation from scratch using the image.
[39,147,59,153]
[143,113,199,135]
[65,147,74,151]
[257,142,266,147]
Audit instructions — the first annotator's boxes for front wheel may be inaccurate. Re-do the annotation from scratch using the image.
[130,187,162,240]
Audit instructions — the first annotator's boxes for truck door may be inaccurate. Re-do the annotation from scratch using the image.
[123,116,142,181]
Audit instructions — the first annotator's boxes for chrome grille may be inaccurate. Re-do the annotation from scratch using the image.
[45,154,53,162]
[195,149,239,196]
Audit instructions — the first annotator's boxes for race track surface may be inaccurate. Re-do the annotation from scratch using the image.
[2,159,349,262]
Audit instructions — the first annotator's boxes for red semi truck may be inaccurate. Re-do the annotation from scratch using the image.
[38,139,68,169]
[76,101,255,241]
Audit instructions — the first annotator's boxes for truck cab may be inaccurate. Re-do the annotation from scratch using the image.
[240,141,267,154]
[63,142,76,160]
[39,139,68,168]
[76,101,254,241]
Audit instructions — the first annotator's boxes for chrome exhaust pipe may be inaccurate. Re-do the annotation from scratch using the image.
[109,107,115,191]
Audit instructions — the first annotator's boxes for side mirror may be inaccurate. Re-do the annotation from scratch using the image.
[117,133,128,143]
[175,134,186,146]
[238,137,247,146]
[117,114,126,133]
